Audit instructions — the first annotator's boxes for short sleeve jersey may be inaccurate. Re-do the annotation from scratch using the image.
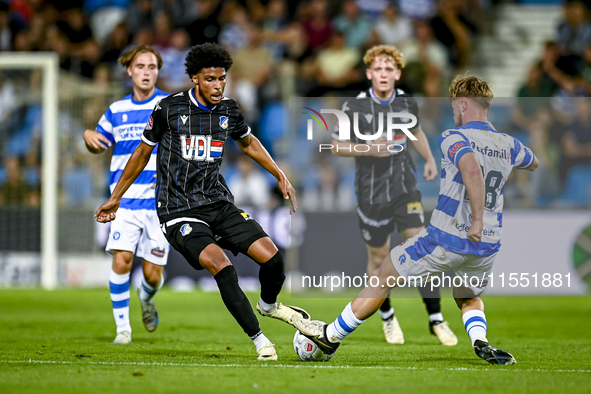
[142,89,251,216]
[96,88,169,210]
[427,121,536,256]
[332,88,422,206]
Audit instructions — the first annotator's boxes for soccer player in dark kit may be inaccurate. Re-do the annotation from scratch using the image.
[95,43,309,361]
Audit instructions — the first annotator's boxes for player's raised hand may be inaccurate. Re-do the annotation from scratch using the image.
[278,175,298,214]
[84,129,111,154]
[367,137,391,158]
[423,159,438,181]
[95,198,120,223]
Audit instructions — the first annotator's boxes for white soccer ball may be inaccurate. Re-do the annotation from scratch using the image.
[293,330,334,362]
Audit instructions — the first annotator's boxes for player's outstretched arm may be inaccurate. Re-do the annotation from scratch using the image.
[331,138,391,158]
[409,128,438,181]
[83,129,112,154]
[458,152,485,243]
[95,141,155,222]
[236,134,297,214]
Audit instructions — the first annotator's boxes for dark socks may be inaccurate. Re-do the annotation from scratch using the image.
[257,252,286,305]
[418,284,442,315]
[214,265,261,337]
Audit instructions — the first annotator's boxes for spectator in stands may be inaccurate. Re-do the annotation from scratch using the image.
[559,98,591,184]
[397,0,437,21]
[0,156,39,207]
[84,0,129,45]
[430,0,478,68]
[301,0,332,55]
[302,31,362,97]
[354,0,388,19]
[512,62,554,132]
[153,0,198,29]
[218,6,251,52]
[0,1,23,51]
[228,155,271,210]
[228,28,273,122]
[158,28,192,93]
[126,0,154,35]
[186,0,223,45]
[332,0,372,51]
[371,3,413,48]
[100,22,131,65]
[556,0,591,57]
[399,20,449,97]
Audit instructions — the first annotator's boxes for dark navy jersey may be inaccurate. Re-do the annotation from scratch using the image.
[332,88,421,206]
[142,88,251,216]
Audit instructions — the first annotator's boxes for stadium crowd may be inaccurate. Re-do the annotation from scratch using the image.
[0,0,589,210]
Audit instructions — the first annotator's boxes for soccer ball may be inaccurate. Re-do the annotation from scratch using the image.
[293,330,334,362]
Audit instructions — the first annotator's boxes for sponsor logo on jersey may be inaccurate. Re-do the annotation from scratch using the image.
[448,141,466,161]
[181,115,188,124]
[180,135,223,161]
[151,248,165,257]
[399,254,406,265]
[113,231,121,240]
[180,223,192,236]
[241,211,252,221]
[407,201,423,214]
[219,116,228,129]
[146,115,154,130]
[470,142,509,162]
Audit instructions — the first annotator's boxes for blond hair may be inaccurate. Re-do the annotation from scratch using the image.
[363,45,406,70]
[449,75,494,109]
[118,45,163,69]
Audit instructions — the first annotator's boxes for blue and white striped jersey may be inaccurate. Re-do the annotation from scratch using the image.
[427,121,535,256]
[96,88,169,210]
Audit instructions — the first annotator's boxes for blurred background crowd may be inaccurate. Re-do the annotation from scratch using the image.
[0,0,590,214]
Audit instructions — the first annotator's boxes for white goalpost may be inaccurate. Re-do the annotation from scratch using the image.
[0,53,59,289]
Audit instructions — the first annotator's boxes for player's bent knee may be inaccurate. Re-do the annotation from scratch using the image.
[199,244,232,276]
[247,237,279,263]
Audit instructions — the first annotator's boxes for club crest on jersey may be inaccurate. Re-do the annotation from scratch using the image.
[113,232,121,240]
[219,116,228,129]
[180,134,223,161]
[122,114,128,122]
[180,223,192,236]
[362,229,372,241]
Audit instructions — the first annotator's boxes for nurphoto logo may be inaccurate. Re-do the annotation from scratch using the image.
[303,105,418,153]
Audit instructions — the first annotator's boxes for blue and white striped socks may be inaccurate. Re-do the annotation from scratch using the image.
[109,270,131,333]
[138,276,163,304]
[326,303,366,342]
[463,309,488,346]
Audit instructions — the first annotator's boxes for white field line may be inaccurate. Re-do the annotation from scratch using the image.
[0,359,590,374]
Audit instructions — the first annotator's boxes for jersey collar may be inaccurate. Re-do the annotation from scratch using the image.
[131,89,162,105]
[190,88,217,111]
[458,121,499,133]
[369,87,396,105]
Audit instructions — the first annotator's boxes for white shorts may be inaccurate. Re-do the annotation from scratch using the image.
[105,208,170,266]
[390,229,496,296]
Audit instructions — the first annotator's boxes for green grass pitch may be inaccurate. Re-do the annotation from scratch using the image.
[0,288,590,393]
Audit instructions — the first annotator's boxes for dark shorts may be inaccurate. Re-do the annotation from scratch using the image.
[357,191,424,248]
[160,201,268,270]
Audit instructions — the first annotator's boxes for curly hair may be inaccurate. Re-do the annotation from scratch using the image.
[363,45,406,70]
[449,75,494,109]
[184,43,233,77]
[119,45,163,69]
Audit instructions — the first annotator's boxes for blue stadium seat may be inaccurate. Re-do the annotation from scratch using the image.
[558,165,591,206]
